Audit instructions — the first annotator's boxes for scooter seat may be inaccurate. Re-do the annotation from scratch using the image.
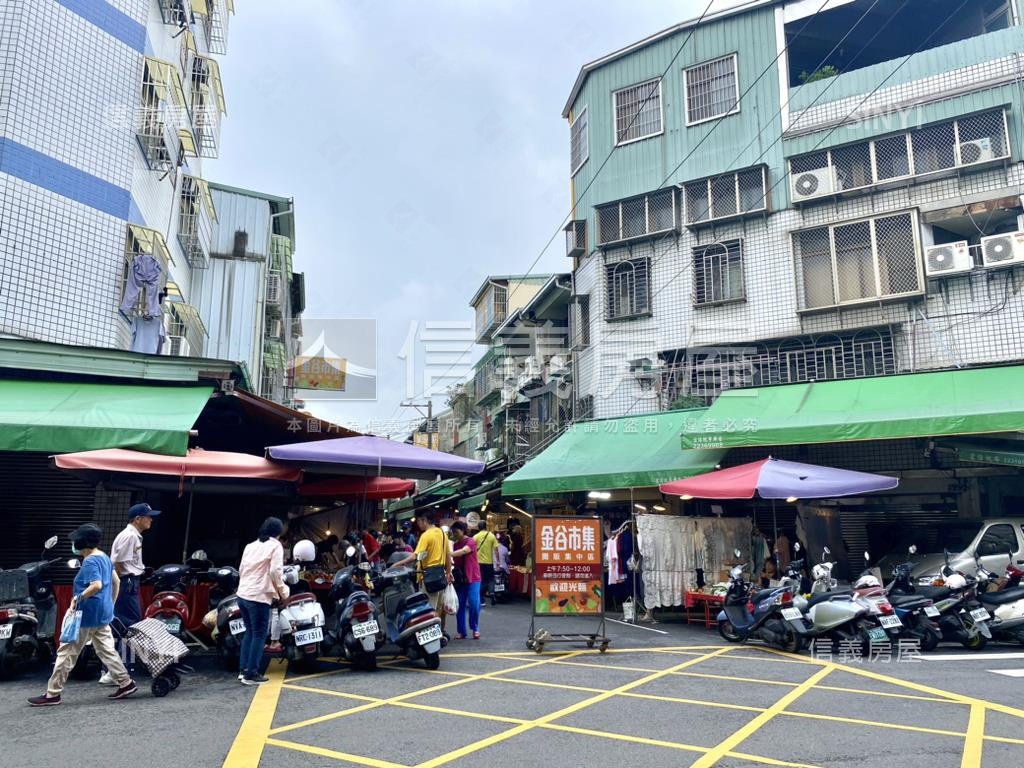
[282,592,316,608]
[806,590,853,608]
[887,594,930,609]
[750,588,777,603]
[916,585,952,600]
[979,586,1024,606]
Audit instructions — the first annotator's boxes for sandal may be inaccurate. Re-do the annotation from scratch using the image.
[456,634,466,640]
[472,631,480,640]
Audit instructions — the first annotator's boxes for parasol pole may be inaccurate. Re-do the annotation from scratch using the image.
[182,475,196,563]
[630,487,637,625]
[771,497,779,548]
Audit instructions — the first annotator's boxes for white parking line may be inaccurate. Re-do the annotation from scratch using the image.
[606,618,669,634]
[989,668,1024,678]
[920,652,1024,661]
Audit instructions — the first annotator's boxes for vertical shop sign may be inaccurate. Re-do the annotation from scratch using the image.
[533,516,603,615]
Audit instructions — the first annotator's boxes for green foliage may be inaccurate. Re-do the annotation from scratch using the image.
[799,66,840,85]
[670,395,705,411]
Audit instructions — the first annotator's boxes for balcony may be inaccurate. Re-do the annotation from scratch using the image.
[474,284,508,342]
[194,0,232,55]
[136,104,179,175]
[178,175,215,269]
[190,55,225,158]
[787,21,1024,137]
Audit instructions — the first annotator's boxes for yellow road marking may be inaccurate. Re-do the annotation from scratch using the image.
[266,738,408,768]
[281,683,379,703]
[781,710,965,737]
[689,665,833,768]
[269,652,583,737]
[673,669,798,687]
[392,700,527,725]
[412,647,732,768]
[221,664,287,768]
[985,734,1024,746]
[961,704,985,768]
[816,683,960,704]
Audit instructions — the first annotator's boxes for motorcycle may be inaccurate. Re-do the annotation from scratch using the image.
[328,545,382,671]
[277,544,327,672]
[716,550,802,653]
[0,535,61,678]
[492,568,510,604]
[373,552,443,669]
[143,563,194,639]
[974,548,1024,645]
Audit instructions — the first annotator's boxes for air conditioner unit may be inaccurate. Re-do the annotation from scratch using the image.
[266,318,283,339]
[958,138,995,166]
[981,231,1024,267]
[565,220,586,258]
[791,167,837,202]
[924,241,973,277]
[266,273,282,305]
[167,335,190,357]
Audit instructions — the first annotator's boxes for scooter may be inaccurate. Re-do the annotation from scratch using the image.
[974,550,1024,645]
[882,547,942,652]
[716,555,802,653]
[0,535,61,678]
[277,560,327,672]
[374,552,443,669]
[492,568,510,604]
[143,563,193,639]
[781,547,873,651]
[328,545,382,671]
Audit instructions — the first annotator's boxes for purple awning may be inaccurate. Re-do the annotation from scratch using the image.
[266,435,485,480]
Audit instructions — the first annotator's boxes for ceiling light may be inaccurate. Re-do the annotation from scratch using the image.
[634,504,647,511]
[652,504,666,512]
[786,496,799,503]
[325,529,332,536]
[587,491,611,500]
[680,495,693,501]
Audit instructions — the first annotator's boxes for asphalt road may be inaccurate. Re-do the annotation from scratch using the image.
[4,601,1023,768]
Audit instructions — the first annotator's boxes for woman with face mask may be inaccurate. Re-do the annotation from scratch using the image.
[28,524,136,706]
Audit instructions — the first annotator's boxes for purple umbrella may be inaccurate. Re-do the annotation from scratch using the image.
[267,435,485,480]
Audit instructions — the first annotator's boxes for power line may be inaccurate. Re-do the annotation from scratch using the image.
[385,0,721,423]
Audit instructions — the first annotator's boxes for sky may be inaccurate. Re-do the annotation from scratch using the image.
[210,0,742,436]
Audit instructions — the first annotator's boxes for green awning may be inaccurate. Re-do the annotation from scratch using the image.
[418,477,461,498]
[502,410,726,497]
[459,493,489,511]
[0,380,212,455]
[681,365,1024,450]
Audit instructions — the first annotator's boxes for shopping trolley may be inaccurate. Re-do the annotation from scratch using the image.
[114,617,191,697]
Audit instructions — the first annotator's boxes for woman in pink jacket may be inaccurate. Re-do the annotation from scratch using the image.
[236,517,289,685]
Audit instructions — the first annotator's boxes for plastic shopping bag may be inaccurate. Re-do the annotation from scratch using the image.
[59,609,83,645]
[442,584,459,616]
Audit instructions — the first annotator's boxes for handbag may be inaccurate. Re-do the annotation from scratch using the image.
[60,609,83,645]
[452,566,467,588]
[422,564,448,593]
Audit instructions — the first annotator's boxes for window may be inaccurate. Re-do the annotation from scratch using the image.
[684,54,739,125]
[605,257,651,319]
[570,295,591,349]
[190,55,226,158]
[613,78,662,144]
[789,110,1010,201]
[977,524,1017,557]
[793,211,922,310]
[570,107,589,176]
[595,189,677,245]
[683,167,767,226]
[693,240,744,305]
[983,1,1011,32]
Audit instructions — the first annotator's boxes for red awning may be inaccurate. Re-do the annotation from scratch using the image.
[298,476,415,501]
[54,447,301,482]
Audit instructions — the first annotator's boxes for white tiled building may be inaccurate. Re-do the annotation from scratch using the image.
[0,1,232,360]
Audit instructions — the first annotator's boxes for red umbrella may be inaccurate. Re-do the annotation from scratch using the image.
[54,448,302,560]
[299,476,415,501]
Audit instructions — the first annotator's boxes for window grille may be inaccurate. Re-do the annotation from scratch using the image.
[178,176,211,269]
[789,110,1009,201]
[137,60,181,175]
[595,189,677,245]
[684,54,739,125]
[793,211,922,310]
[195,0,231,55]
[570,295,591,349]
[565,220,587,258]
[605,257,651,320]
[613,79,662,144]
[576,395,595,421]
[683,167,767,226]
[693,240,744,305]
[190,55,224,158]
[570,107,589,176]
[158,0,188,27]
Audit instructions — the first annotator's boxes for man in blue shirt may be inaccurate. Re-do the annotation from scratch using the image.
[28,524,137,706]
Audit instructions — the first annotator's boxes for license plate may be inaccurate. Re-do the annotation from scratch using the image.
[867,627,888,643]
[924,606,940,617]
[0,623,12,640]
[781,608,802,621]
[416,624,442,645]
[352,620,378,639]
[494,583,506,592]
[970,608,990,622]
[162,617,182,634]
[229,618,246,636]
[878,615,902,629]
[293,627,323,646]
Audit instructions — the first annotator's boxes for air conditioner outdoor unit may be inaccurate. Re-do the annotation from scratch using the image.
[167,335,190,357]
[267,318,283,339]
[924,241,973,277]
[959,138,995,166]
[565,220,587,258]
[981,231,1024,267]
[791,167,837,202]
[266,273,282,305]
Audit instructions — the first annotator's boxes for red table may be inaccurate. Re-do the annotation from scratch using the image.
[509,569,532,597]
[684,591,725,629]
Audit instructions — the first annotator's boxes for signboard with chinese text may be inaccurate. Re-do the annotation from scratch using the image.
[293,355,347,391]
[532,516,603,616]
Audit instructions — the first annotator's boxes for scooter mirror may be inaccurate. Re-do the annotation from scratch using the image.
[44,535,58,550]
[823,546,831,556]
[67,558,81,569]
[733,548,742,558]
[190,549,208,561]
[864,552,870,561]
[358,562,372,572]
[345,546,357,558]
[908,545,917,555]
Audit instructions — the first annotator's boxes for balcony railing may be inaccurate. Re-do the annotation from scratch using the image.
[190,55,225,158]
[195,0,232,55]
[136,104,179,175]
[178,175,214,269]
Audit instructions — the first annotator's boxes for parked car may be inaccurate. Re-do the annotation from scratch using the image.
[876,519,1024,585]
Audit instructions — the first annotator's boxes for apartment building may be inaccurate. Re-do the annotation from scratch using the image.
[562,0,1024,419]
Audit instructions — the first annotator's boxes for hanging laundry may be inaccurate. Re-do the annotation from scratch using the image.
[606,537,624,585]
[130,314,165,354]
[120,253,163,317]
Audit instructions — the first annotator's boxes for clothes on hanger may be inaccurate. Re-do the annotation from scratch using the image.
[120,253,163,317]
[606,536,624,585]
[130,314,165,354]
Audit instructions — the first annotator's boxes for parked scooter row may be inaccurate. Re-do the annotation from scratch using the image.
[0,536,63,679]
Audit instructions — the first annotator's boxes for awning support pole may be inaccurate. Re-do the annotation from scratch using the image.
[182,476,196,563]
